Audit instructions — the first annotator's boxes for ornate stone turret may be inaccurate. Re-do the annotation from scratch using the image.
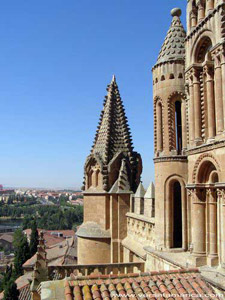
[83,75,142,192]
[152,9,188,251]
[31,232,48,300]
[153,8,187,157]
[77,76,142,265]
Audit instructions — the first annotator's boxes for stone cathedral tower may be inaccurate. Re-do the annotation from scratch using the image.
[185,0,225,267]
[152,8,188,251]
[77,76,142,265]
[152,1,225,269]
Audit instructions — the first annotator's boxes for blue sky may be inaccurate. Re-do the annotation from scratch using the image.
[0,0,186,189]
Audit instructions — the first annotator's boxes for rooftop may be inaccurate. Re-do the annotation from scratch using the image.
[23,236,77,269]
[64,269,220,300]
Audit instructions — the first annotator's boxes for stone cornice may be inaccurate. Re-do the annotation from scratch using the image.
[76,222,111,238]
[83,190,108,195]
[154,156,188,163]
[152,59,185,72]
[185,64,204,76]
[186,183,219,189]
[186,139,225,155]
[186,4,224,41]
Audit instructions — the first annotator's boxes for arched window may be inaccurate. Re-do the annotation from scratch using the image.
[175,101,182,154]
[95,169,100,187]
[88,170,93,188]
[193,36,218,140]
[194,159,219,265]
[173,181,182,248]
[195,36,212,63]
[156,102,163,152]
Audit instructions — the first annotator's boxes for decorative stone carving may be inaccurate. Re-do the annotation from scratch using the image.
[192,153,221,183]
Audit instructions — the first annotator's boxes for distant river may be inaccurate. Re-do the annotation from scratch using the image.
[0,218,23,232]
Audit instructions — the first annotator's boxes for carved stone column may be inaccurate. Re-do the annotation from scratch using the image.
[206,0,214,13]
[204,65,216,140]
[197,0,205,22]
[193,69,202,141]
[220,50,225,133]
[213,54,224,134]
[181,100,187,149]
[222,193,225,268]
[188,76,195,144]
[190,9,197,28]
[191,188,207,266]
[187,189,192,251]
[217,189,225,268]
[207,189,218,266]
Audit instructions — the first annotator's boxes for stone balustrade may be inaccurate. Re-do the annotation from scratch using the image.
[48,262,145,280]
[127,212,155,247]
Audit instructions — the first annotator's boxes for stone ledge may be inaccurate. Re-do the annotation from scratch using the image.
[199,266,225,291]
[186,139,225,156]
[76,222,111,238]
[144,247,225,291]
[144,246,186,269]
[122,237,147,260]
[126,212,155,224]
[154,156,187,163]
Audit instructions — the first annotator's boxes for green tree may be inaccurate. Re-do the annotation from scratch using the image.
[3,279,19,300]
[13,230,30,278]
[30,220,39,256]
[2,265,13,289]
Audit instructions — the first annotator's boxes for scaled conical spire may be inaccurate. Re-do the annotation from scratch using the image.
[156,8,186,65]
[92,76,134,164]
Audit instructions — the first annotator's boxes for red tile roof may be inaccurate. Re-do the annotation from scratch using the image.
[23,236,77,269]
[0,233,13,243]
[23,229,75,247]
[64,269,219,300]
[18,284,31,300]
